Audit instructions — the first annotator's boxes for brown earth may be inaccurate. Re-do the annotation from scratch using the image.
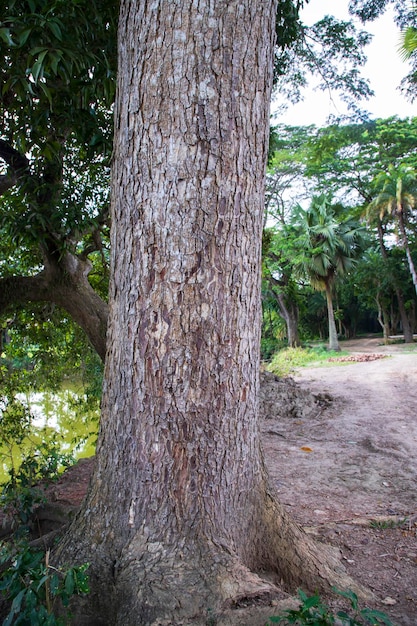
[261,337,417,625]
[8,336,417,625]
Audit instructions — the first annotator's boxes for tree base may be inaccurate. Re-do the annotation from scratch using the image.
[56,491,371,625]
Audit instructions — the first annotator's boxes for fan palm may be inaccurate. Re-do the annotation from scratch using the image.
[399,26,417,60]
[367,165,417,295]
[294,197,365,351]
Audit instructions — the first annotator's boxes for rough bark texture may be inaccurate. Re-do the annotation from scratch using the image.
[56,2,360,624]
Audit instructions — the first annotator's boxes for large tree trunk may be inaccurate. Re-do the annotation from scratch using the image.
[56,2,360,623]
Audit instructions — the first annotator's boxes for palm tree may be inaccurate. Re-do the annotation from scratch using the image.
[367,165,417,296]
[399,26,417,60]
[294,196,365,351]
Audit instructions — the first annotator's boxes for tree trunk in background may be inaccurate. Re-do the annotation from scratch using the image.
[376,293,391,343]
[276,291,300,347]
[397,204,417,298]
[56,2,360,623]
[376,222,414,343]
[325,281,340,351]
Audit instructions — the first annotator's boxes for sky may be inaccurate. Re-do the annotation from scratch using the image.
[275,0,416,126]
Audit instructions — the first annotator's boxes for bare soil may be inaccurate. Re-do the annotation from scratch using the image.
[10,336,417,625]
[261,336,417,625]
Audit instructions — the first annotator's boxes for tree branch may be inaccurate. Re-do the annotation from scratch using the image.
[0,139,31,195]
[0,273,52,313]
[0,262,109,362]
[0,174,17,195]
[0,139,29,172]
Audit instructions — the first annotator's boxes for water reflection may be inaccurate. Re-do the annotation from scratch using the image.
[1,387,99,483]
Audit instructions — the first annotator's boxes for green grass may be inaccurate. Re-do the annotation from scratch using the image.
[266,345,349,377]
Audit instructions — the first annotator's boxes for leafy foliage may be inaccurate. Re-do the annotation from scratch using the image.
[268,588,393,625]
[265,118,417,349]
[273,12,373,114]
[0,540,89,626]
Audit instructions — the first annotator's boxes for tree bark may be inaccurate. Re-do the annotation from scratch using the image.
[397,208,417,298]
[55,2,361,623]
[375,293,391,343]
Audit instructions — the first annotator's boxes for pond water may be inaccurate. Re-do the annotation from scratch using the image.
[0,386,99,484]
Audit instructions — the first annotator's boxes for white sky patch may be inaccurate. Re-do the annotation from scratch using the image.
[274,0,416,125]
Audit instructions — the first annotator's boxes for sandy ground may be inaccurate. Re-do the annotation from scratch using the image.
[262,337,417,625]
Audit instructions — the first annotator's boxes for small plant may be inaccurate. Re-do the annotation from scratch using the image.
[369,518,407,530]
[0,539,89,626]
[267,588,394,625]
[267,589,335,624]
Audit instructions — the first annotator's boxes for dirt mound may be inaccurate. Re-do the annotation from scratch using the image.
[260,370,332,420]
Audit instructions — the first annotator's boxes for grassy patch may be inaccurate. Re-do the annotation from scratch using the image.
[266,345,348,377]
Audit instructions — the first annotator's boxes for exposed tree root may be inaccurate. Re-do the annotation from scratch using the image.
[253,485,373,603]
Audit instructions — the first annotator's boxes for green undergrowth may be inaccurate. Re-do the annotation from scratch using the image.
[266,345,349,377]
[0,538,89,626]
[267,588,394,625]
[0,438,90,624]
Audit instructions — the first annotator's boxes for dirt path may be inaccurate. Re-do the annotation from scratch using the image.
[263,338,417,625]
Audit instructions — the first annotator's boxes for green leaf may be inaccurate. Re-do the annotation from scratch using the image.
[38,81,53,108]
[49,49,63,75]
[333,587,358,610]
[303,594,321,609]
[49,573,60,596]
[3,612,15,626]
[48,20,63,41]
[36,574,50,592]
[360,607,394,625]
[0,27,14,46]
[10,587,26,613]
[64,569,74,596]
[17,28,33,47]
[31,49,49,83]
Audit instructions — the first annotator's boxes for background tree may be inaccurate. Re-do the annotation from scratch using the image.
[292,197,366,351]
[55,2,359,624]
[349,0,417,101]
[262,227,303,349]
[267,118,417,344]
[0,0,116,360]
[400,25,417,60]
[367,165,417,295]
